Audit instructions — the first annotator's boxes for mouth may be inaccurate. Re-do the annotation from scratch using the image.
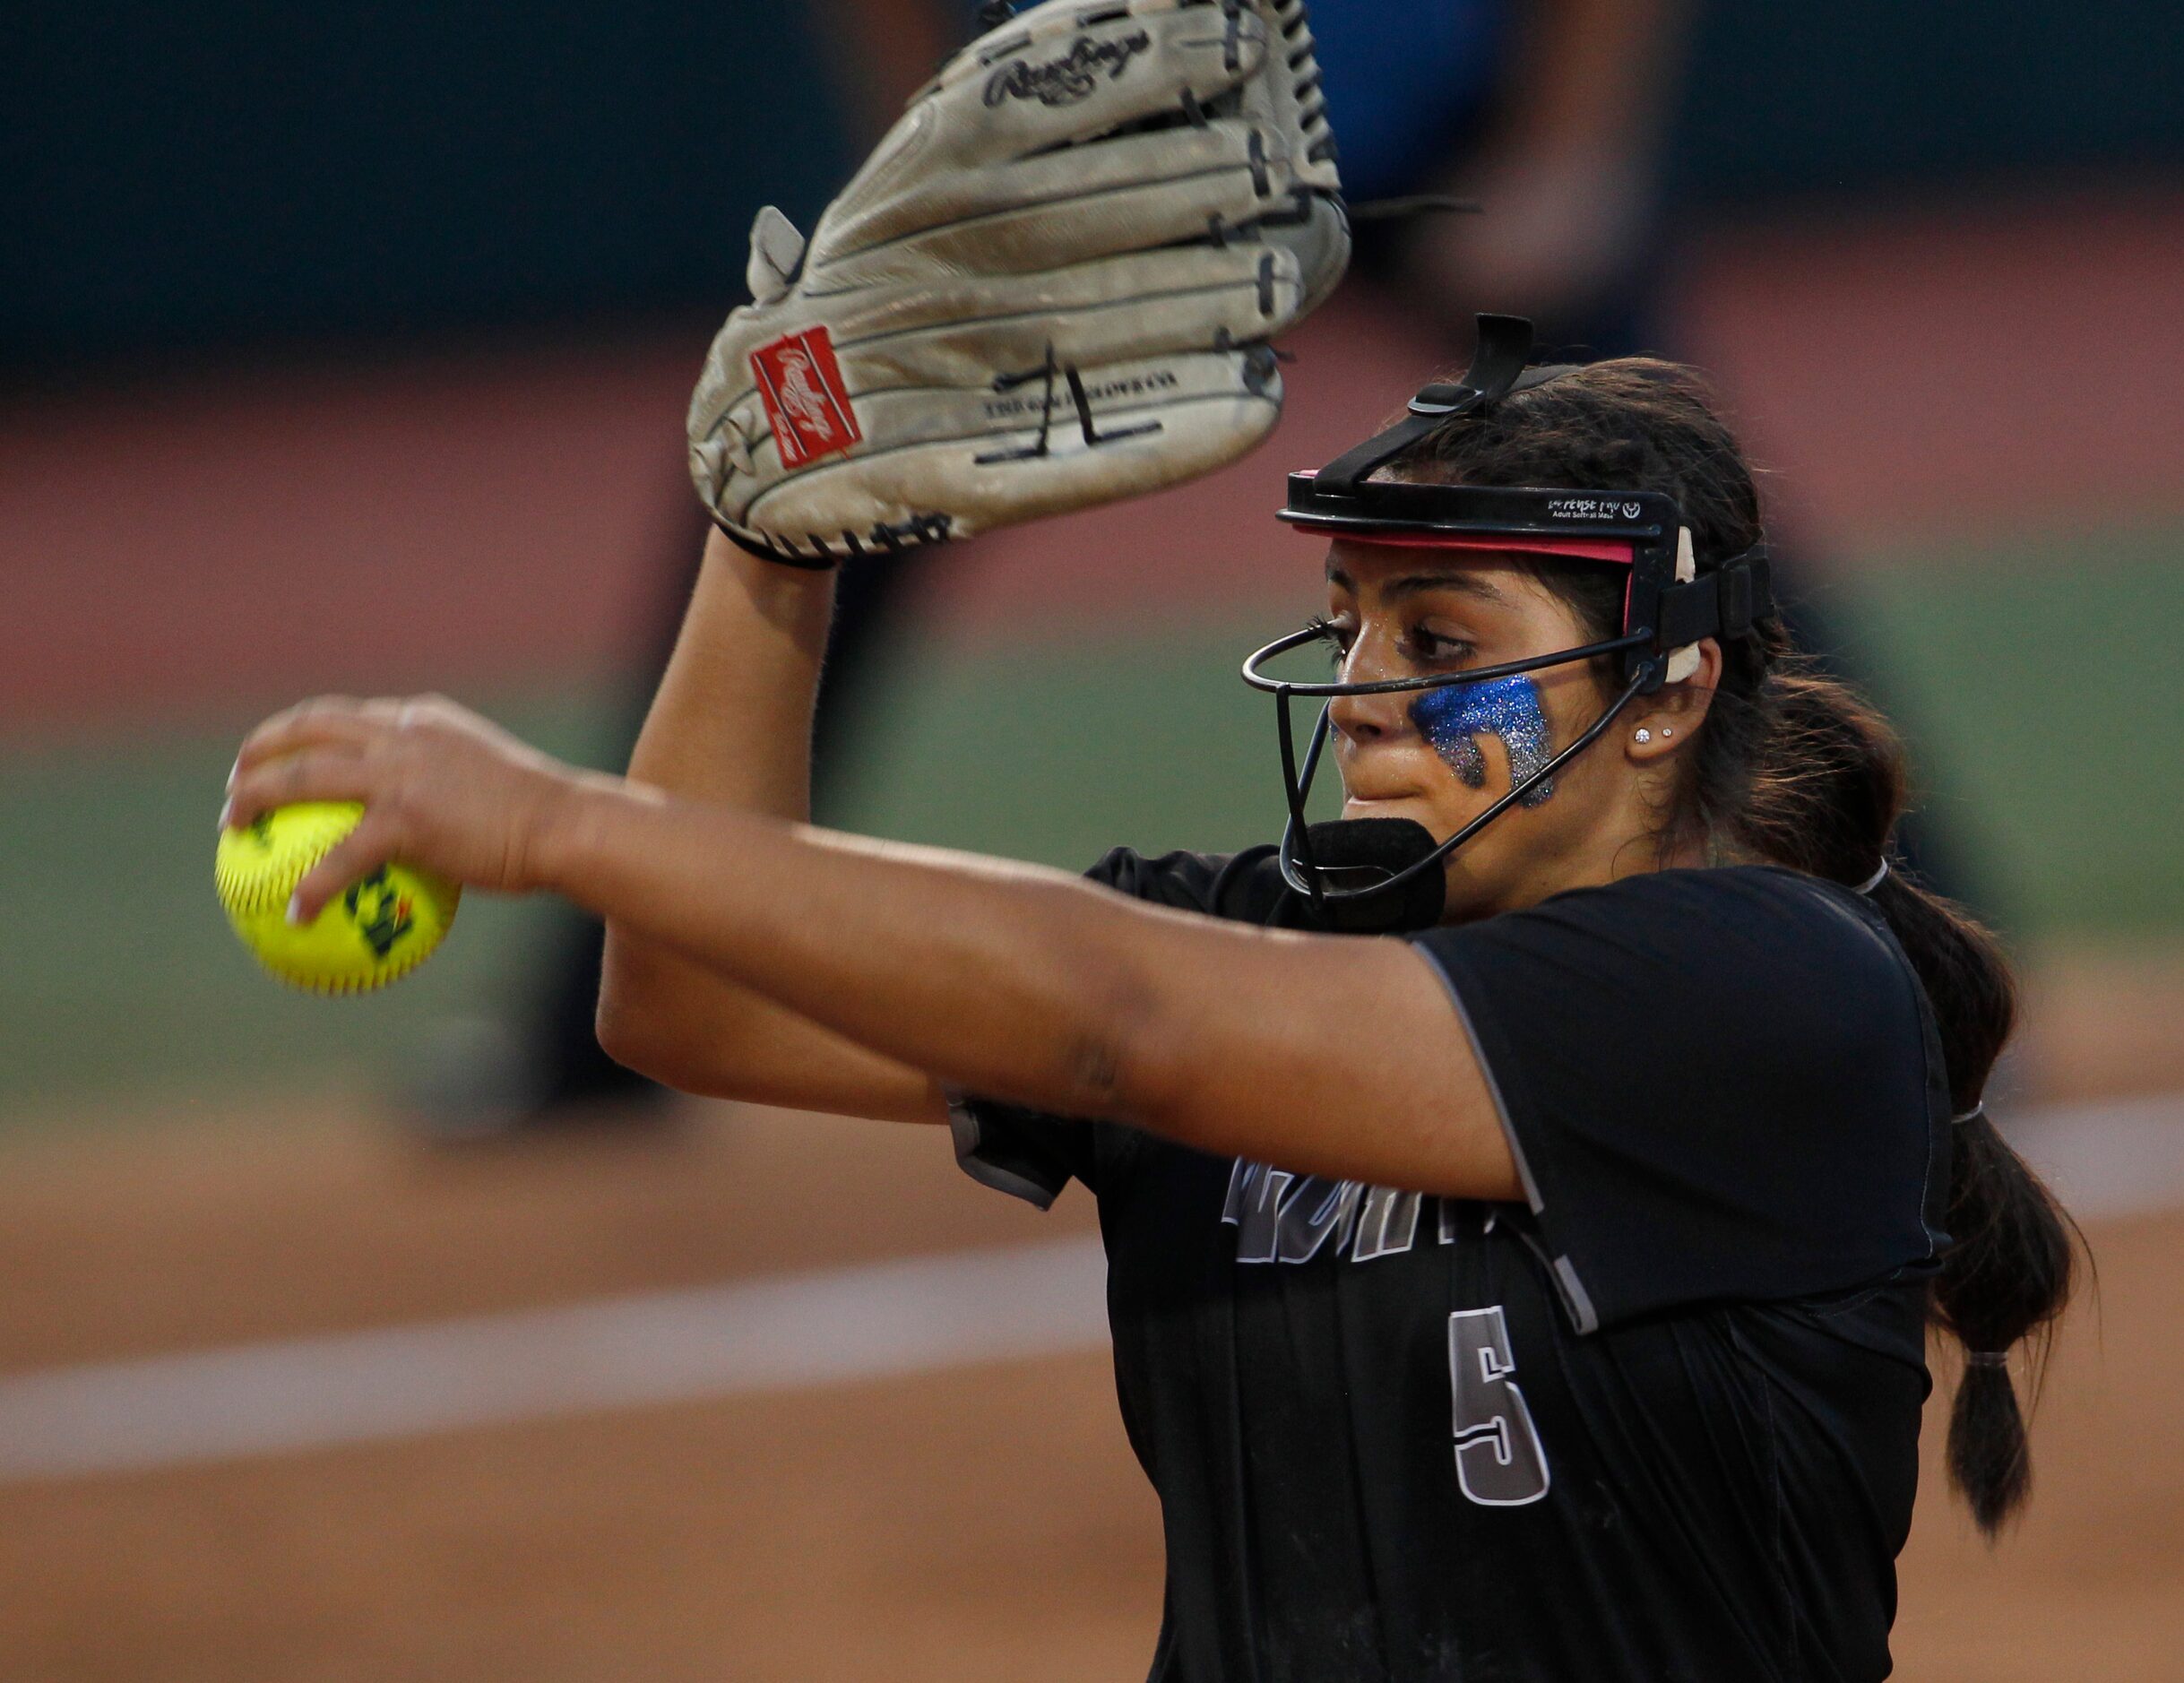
[1339,764,1429,803]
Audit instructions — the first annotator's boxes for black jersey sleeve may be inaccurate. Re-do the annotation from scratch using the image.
[943,1088,1098,1211]
[1411,867,1951,1332]
[948,845,1299,1207]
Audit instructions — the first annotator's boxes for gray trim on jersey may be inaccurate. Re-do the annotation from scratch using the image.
[942,1086,1062,1212]
[1411,945,1545,1213]
[1552,1257,1601,1336]
[1411,945,1601,1336]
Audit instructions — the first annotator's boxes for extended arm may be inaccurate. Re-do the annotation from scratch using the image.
[579,795,1517,1198]
[225,680,1517,1200]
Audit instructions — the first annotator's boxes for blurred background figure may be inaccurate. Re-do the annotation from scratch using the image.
[1316,0,1691,354]
[4,3,2184,1679]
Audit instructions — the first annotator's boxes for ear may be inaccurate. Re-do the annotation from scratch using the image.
[1625,638,1722,764]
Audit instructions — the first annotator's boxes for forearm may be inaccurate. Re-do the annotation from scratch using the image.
[582,785,1148,1114]
[825,0,956,136]
[555,785,1513,1194]
[229,694,1510,1189]
[1507,0,1691,158]
[623,528,833,810]
[597,531,897,1101]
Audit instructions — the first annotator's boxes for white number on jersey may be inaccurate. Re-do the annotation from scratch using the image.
[1448,1306,1551,1506]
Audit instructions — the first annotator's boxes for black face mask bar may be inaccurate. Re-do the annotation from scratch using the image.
[1241,314,1776,921]
[1247,630,1657,913]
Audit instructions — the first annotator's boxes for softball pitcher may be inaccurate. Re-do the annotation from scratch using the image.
[224,4,2077,1676]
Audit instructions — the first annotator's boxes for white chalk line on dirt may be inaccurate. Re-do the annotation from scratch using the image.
[2003,1089,2184,1224]
[0,1236,1109,1485]
[0,1091,2177,1487]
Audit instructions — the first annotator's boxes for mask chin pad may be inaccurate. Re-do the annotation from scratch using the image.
[1299,819,1447,934]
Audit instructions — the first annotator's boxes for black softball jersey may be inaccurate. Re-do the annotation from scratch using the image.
[949,850,1954,1683]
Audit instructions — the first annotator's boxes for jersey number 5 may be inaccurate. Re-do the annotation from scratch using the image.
[1448,1307,1551,1506]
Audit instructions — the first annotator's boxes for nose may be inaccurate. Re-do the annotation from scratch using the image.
[1325,625,1414,746]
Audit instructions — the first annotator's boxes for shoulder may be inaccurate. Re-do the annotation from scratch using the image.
[1436,865,1913,1002]
[1415,869,1949,1328]
[1532,862,1892,945]
[1083,843,1305,927]
[1416,865,1930,1096]
[1615,865,1921,1031]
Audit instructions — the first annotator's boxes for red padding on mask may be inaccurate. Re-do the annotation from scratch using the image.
[1322,531,1636,565]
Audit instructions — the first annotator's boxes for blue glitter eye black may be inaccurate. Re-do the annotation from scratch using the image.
[1411,675,1558,807]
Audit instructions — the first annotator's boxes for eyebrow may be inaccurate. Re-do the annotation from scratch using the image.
[1325,563,1510,606]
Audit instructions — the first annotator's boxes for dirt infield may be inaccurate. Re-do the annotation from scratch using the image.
[2,1349,1162,1683]
[0,1096,1089,1377]
[0,1093,2177,1682]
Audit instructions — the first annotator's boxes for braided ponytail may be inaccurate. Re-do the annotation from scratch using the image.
[1705,631,2077,1533]
[1397,357,2082,1533]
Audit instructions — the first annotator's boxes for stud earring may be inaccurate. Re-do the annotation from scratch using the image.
[1661,727,1674,739]
[1634,729,1653,745]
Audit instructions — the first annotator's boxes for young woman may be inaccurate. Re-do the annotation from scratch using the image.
[224,350,2076,1680]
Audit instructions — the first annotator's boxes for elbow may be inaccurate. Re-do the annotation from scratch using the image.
[1069,962,1185,1135]
[594,938,693,1091]
[592,991,676,1091]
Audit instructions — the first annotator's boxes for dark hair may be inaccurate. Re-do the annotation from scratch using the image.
[1393,358,2080,1534]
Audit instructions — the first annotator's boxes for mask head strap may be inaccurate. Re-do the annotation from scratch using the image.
[1315,314,1539,496]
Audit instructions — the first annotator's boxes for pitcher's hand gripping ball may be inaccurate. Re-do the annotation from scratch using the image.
[688,0,1348,565]
[215,802,460,993]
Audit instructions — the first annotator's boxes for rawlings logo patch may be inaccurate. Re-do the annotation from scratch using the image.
[985,30,1152,107]
[751,328,863,469]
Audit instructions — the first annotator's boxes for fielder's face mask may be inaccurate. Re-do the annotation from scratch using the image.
[1240,315,1776,933]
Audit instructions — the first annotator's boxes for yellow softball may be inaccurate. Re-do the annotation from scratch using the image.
[215,801,460,994]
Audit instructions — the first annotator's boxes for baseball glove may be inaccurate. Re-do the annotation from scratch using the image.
[687,0,1348,565]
